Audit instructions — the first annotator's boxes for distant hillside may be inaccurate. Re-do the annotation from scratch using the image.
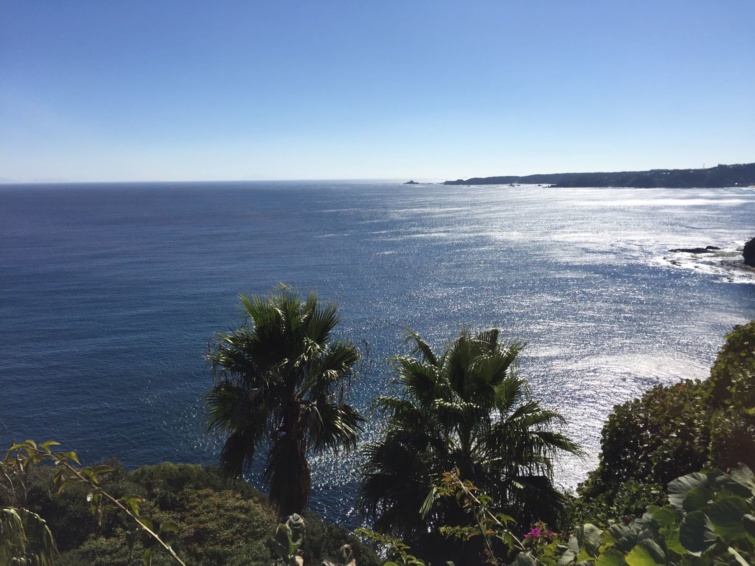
[444,162,755,188]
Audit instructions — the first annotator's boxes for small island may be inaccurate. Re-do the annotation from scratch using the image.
[444,162,755,188]
[404,180,420,185]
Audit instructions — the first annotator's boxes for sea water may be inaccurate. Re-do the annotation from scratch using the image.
[1,181,754,523]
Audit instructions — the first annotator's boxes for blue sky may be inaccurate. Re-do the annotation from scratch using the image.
[1,1,753,182]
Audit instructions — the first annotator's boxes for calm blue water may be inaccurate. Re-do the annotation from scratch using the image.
[1,181,754,523]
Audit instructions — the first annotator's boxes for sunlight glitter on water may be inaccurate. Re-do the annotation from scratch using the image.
[1,182,754,525]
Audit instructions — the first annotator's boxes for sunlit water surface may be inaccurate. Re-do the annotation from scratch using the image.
[1,182,754,524]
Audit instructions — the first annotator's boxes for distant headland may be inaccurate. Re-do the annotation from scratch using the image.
[443,162,755,188]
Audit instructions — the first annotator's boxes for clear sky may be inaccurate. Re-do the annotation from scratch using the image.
[1,1,753,182]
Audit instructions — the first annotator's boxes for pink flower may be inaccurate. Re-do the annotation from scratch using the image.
[524,527,555,540]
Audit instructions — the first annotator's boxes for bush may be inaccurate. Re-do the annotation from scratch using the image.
[300,510,381,566]
[575,380,711,522]
[575,320,755,523]
[7,460,378,565]
[50,464,278,565]
[707,320,755,472]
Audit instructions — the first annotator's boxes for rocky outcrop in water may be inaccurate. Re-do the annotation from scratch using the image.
[669,246,721,254]
[744,238,755,267]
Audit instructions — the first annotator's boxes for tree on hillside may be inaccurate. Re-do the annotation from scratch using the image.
[359,329,579,561]
[207,286,363,517]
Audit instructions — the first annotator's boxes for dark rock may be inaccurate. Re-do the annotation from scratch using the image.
[404,180,419,185]
[669,246,719,254]
[744,238,755,267]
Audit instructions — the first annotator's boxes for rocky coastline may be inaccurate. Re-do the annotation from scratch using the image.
[663,238,755,282]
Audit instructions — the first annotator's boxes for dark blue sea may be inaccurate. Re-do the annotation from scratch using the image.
[1,181,754,523]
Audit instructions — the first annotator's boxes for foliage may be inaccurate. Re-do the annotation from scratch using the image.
[707,321,755,472]
[1,440,59,566]
[435,468,527,565]
[354,529,427,566]
[0,506,57,566]
[207,285,363,517]
[383,466,755,566]
[576,319,755,523]
[51,463,279,565]
[7,457,376,566]
[707,320,755,411]
[273,512,376,566]
[273,513,305,565]
[539,465,755,566]
[1,440,185,565]
[360,328,579,563]
[576,379,710,522]
[299,511,380,566]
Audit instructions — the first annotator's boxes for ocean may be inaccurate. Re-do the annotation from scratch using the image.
[1,181,754,524]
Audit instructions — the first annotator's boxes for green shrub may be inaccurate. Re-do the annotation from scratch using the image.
[576,320,755,523]
[707,320,755,411]
[300,510,380,566]
[55,464,278,565]
[9,460,378,566]
[576,379,711,522]
[707,320,755,472]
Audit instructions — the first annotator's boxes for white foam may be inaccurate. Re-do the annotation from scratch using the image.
[657,247,755,284]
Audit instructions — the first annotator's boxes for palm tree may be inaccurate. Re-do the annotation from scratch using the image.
[207,286,363,517]
[360,328,579,558]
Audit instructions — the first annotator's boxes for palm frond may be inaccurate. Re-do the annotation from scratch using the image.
[302,341,360,398]
[397,358,442,405]
[404,329,439,366]
[304,400,363,453]
[218,428,259,479]
[0,507,57,566]
[307,299,340,344]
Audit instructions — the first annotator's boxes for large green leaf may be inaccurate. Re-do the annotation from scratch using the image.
[743,513,755,539]
[679,510,718,553]
[728,464,755,494]
[728,547,751,566]
[668,472,709,511]
[714,469,754,499]
[644,505,675,530]
[643,506,685,556]
[662,529,686,557]
[607,523,639,552]
[558,550,577,566]
[512,552,538,566]
[580,524,603,556]
[683,486,715,512]
[596,549,625,566]
[625,540,665,566]
[707,496,749,541]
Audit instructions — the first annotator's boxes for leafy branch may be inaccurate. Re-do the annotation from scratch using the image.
[4,439,185,566]
[434,468,526,565]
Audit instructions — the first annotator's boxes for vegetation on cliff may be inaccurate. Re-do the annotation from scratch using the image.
[444,162,755,188]
[574,320,755,526]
